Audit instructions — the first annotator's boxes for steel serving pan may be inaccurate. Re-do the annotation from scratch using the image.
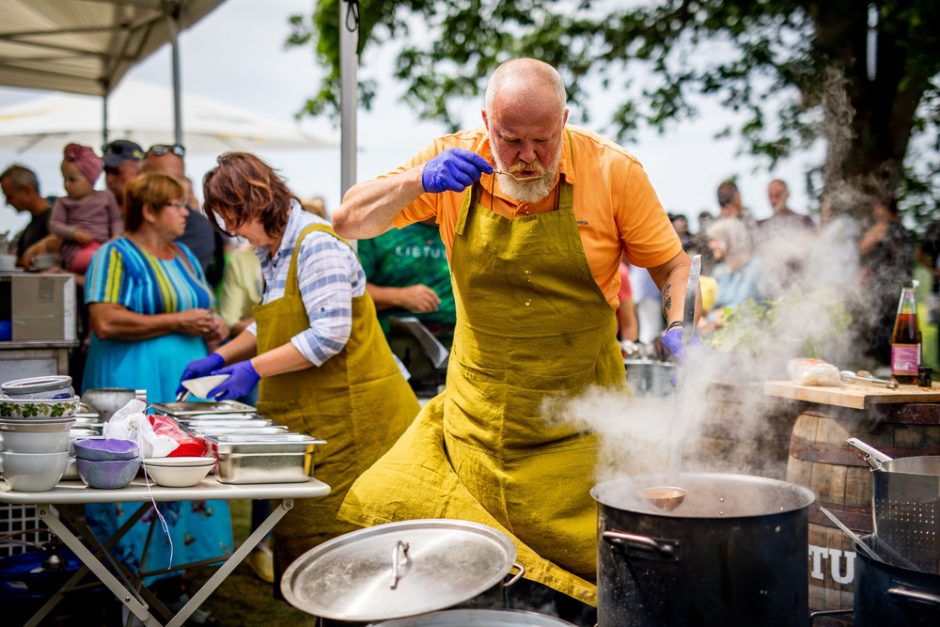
[149,401,256,417]
[176,418,273,429]
[281,519,523,622]
[207,433,325,455]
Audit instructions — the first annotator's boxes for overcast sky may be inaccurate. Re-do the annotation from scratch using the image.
[0,0,823,237]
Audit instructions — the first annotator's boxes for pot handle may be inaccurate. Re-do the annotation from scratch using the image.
[602,530,678,559]
[389,540,410,590]
[846,437,893,469]
[808,609,852,625]
[503,562,525,587]
[888,586,940,607]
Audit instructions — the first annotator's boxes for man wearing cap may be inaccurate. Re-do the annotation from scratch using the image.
[142,143,225,286]
[102,139,144,213]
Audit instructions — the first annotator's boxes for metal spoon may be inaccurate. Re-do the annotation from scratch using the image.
[818,506,884,562]
[493,169,539,181]
[839,370,898,389]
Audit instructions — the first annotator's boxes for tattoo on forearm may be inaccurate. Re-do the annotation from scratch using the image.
[662,283,672,317]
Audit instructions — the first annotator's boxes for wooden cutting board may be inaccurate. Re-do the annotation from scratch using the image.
[764,379,940,410]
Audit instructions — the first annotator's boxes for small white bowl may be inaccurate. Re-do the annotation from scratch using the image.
[0,254,16,271]
[181,375,230,399]
[142,456,215,487]
[0,450,68,491]
[0,428,71,454]
[31,253,59,270]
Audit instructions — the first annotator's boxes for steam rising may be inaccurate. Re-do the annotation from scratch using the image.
[546,69,882,485]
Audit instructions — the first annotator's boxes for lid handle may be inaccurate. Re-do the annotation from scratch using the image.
[389,540,410,590]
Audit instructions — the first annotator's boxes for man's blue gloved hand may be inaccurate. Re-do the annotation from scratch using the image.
[207,359,261,401]
[176,352,224,394]
[661,325,701,364]
[421,149,493,193]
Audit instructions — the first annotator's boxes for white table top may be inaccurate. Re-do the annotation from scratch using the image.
[0,477,330,504]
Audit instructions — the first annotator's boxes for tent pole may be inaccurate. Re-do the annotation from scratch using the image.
[166,11,183,145]
[102,92,109,146]
[339,0,359,197]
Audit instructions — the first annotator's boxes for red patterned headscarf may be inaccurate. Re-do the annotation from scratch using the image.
[63,143,103,185]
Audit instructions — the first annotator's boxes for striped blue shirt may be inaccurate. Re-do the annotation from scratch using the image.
[246,203,366,366]
[85,238,213,313]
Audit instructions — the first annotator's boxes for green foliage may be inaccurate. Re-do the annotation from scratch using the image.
[290,1,940,225]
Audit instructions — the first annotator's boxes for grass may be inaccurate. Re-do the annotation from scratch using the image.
[188,499,309,626]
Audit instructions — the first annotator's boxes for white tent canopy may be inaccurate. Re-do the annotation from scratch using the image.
[0,0,222,97]
[0,79,337,154]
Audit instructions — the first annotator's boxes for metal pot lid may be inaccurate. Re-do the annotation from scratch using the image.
[281,519,517,622]
[368,609,577,626]
[2,375,72,395]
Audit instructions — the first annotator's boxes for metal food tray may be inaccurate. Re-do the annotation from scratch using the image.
[149,401,256,417]
[177,418,273,429]
[207,433,326,455]
[216,451,314,484]
[188,426,289,437]
[169,412,261,421]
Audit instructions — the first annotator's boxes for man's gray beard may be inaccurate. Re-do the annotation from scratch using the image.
[493,149,562,204]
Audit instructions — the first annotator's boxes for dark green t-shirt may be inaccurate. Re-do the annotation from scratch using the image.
[358,223,455,340]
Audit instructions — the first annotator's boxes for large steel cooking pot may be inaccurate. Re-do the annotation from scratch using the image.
[592,472,814,627]
[368,608,575,626]
[853,535,940,626]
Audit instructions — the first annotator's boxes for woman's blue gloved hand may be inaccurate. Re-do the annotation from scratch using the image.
[421,149,493,193]
[176,352,224,394]
[207,359,261,401]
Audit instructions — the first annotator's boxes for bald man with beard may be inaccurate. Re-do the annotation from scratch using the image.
[332,58,693,614]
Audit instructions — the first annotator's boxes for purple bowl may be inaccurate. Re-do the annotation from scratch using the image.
[74,438,138,461]
[76,457,140,489]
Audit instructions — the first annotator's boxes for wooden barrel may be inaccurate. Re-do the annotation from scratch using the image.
[786,403,940,621]
[683,382,796,480]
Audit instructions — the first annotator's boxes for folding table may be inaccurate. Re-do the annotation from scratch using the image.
[0,477,330,626]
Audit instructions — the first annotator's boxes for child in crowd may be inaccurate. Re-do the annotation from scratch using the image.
[49,143,123,274]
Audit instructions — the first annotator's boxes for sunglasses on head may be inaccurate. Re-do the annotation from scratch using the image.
[147,143,186,158]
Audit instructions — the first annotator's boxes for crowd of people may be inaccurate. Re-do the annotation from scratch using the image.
[623,177,939,370]
[0,55,937,624]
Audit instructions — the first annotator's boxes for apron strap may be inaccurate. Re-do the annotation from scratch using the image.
[455,184,478,237]
[285,223,351,296]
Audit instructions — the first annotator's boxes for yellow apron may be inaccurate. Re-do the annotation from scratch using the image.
[254,223,420,582]
[340,153,625,604]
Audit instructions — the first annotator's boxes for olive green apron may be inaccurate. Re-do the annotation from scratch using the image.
[340,146,624,604]
[254,223,419,583]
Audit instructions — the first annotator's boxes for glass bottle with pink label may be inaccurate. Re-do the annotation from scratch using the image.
[890,281,921,384]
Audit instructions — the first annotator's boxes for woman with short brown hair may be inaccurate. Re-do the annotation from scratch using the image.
[180,152,418,583]
[83,171,232,606]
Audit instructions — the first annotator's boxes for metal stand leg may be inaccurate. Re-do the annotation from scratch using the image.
[34,504,162,626]
[164,498,294,627]
[26,502,155,626]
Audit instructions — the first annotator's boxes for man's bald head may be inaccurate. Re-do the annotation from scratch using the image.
[142,152,185,179]
[767,178,790,214]
[484,58,567,121]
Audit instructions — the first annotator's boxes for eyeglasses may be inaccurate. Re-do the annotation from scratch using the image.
[147,143,186,158]
[163,200,187,210]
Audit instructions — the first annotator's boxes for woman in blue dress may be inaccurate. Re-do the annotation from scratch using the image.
[83,172,233,613]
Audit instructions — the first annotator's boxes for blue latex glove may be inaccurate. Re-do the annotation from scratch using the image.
[421,148,493,193]
[207,359,261,401]
[176,352,224,394]
[661,326,701,364]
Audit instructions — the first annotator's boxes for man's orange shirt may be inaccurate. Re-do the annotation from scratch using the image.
[386,125,682,308]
